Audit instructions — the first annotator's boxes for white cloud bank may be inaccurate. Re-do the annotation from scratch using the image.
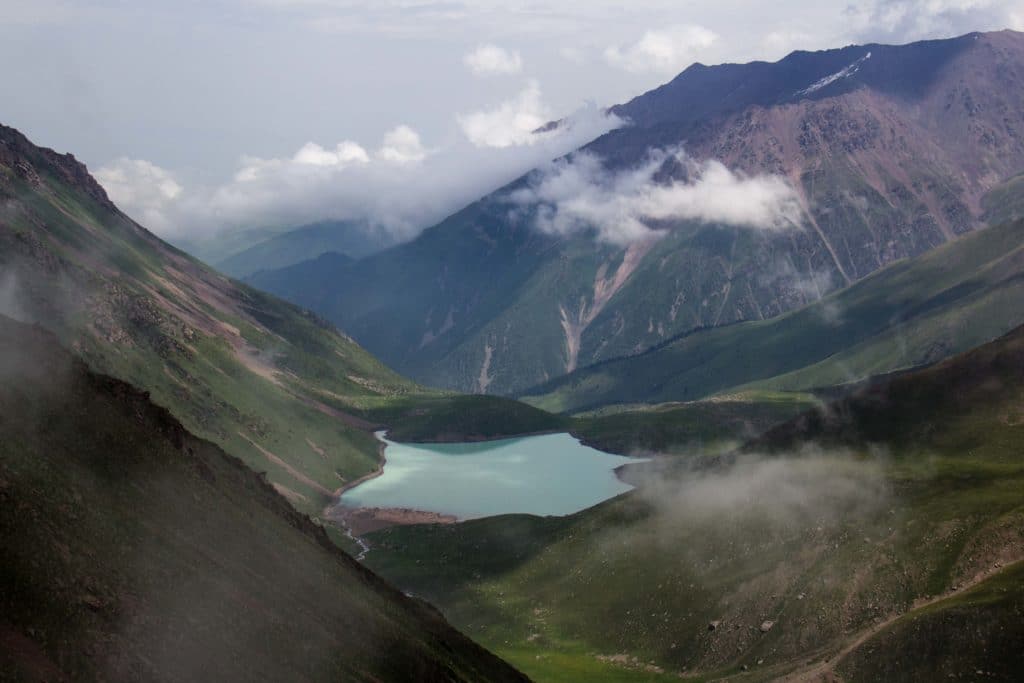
[97,107,623,242]
[605,24,718,73]
[848,0,1024,43]
[95,158,183,235]
[289,141,369,167]
[457,81,552,148]
[376,124,429,163]
[509,148,804,245]
[463,44,523,76]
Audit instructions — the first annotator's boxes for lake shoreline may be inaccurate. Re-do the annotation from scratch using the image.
[331,432,648,537]
[335,436,389,497]
[323,436,389,546]
[326,432,459,537]
[330,458,648,538]
[384,427,565,445]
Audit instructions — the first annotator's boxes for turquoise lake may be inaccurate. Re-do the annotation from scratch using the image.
[338,432,646,519]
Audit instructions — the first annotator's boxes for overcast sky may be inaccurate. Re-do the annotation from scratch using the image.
[2,0,1021,242]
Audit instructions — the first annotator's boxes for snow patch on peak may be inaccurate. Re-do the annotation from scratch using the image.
[795,52,872,98]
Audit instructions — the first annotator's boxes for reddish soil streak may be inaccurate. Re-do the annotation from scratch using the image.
[330,506,459,536]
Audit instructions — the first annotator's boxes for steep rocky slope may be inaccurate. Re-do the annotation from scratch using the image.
[0,122,418,517]
[0,122,559,523]
[524,213,1024,412]
[0,316,528,683]
[253,30,1024,395]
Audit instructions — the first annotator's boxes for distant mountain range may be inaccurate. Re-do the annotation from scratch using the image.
[252,30,1024,396]
[215,219,394,278]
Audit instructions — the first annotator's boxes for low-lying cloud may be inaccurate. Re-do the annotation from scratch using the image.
[96,103,623,244]
[508,148,805,244]
[666,452,884,517]
[617,449,892,555]
[762,259,845,324]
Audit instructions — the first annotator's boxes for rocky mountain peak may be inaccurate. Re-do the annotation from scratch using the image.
[0,123,115,211]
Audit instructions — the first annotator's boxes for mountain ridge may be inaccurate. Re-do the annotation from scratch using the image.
[252,30,1024,395]
[0,120,560,526]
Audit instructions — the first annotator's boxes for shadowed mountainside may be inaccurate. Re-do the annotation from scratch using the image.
[215,219,394,279]
[0,315,528,683]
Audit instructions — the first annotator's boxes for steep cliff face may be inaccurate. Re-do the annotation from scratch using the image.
[253,31,1024,395]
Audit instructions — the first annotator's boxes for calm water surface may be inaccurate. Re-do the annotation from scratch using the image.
[338,432,646,519]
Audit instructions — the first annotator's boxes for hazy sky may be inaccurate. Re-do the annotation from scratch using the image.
[2,0,1021,241]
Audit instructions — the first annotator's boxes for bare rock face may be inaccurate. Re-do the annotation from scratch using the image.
[0,124,116,211]
[11,159,41,186]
